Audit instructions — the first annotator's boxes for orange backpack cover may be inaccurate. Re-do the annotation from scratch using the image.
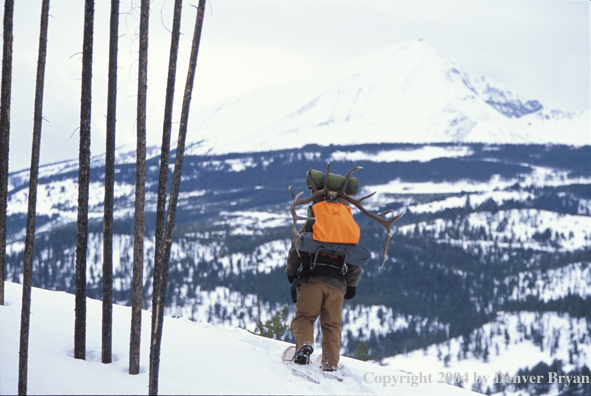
[311,201,360,244]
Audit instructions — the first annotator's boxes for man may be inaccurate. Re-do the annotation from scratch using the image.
[286,198,362,372]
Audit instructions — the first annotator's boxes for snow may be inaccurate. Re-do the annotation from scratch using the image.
[367,174,512,196]
[0,282,476,395]
[398,209,591,252]
[341,306,447,341]
[217,211,292,235]
[329,145,474,163]
[410,191,533,214]
[508,262,591,302]
[368,165,591,198]
[383,312,591,395]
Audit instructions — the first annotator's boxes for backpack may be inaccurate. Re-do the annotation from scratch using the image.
[298,169,372,276]
[290,163,404,269]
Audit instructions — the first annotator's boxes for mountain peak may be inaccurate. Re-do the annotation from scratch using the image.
[185,41,589,156]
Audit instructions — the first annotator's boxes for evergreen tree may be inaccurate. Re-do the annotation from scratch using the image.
[353,342,374,362]
[18,1,49,393]
[482,341,489,362]
[255,306,290,340]
[443,353,451,367]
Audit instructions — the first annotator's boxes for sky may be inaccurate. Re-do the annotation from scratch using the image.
[2,0,590,172]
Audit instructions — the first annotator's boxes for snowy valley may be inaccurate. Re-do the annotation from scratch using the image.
[4,143,591,396]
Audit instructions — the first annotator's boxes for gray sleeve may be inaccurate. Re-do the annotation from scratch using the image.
[345,264,362,287]
[285,220,311,277]
[285,240,301,277]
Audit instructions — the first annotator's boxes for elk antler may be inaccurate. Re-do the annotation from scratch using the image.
[288,162,404,267]
[288,163,332,256]
[335,166,404,268]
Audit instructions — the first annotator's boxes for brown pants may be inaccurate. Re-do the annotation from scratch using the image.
[291,280,344,370]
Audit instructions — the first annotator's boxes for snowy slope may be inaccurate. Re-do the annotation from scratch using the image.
[0,282,477,395]
[183,40,589,156]
[384,311,591,396]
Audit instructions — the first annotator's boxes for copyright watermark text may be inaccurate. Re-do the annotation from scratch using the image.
[363,371,591,388]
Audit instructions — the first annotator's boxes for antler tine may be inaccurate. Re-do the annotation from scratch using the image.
[333,165,405,267]
[338,184,405,268]
[305,173,317,194]
[377,211,405,268]
[337,166,362,197]
[323,162,331,193]
[289,190,315,256]
[377,209,395,217]
[357,191,377,202]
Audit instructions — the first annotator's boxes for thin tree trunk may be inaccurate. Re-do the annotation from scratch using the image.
[0,0,15,307]
[18,1,50,394]
[102,0,119,365]
[129,0,149,375]
[149,2,206,393]
[151,0,182,336]
[74,0,94,361]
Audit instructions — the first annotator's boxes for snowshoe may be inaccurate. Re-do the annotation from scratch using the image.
[282,345,344,383]
[282,346,319,384]
[315,355,344,381]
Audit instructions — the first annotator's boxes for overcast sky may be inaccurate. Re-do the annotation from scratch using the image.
[3,0,590,172]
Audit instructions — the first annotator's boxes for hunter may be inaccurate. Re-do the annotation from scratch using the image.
[286,164,403,371]
[286,196,361,372]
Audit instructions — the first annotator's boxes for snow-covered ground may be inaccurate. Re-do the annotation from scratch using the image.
[398,209,591,252]
[507,262,591,302]
[0,282,476,395]
[384,311,591,396]
[369,166,591,198]
[329,145,474,163]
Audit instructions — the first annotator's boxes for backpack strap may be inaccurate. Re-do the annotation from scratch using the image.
[296,232,372,266]
[299,251,347,281]
[311,249,348,276]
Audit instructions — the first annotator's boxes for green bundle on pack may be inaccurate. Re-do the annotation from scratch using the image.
[306,169,359,196]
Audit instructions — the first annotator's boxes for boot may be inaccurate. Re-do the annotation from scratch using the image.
[293,345,314,365]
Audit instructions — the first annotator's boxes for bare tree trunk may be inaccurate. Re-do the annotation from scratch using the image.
[151,0,182,337]
[149,2,206,393]
[102,0,119,365]
[0,0,15,307]
[74,0,94,361]
[18,1,50,394]
[129,0,149,375]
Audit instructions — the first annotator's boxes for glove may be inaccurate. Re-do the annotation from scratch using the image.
[287,274,296,284]
[344,286,356,300]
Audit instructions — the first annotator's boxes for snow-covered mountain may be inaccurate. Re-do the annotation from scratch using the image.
[0,282,477,395]
[183,40,589,156]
